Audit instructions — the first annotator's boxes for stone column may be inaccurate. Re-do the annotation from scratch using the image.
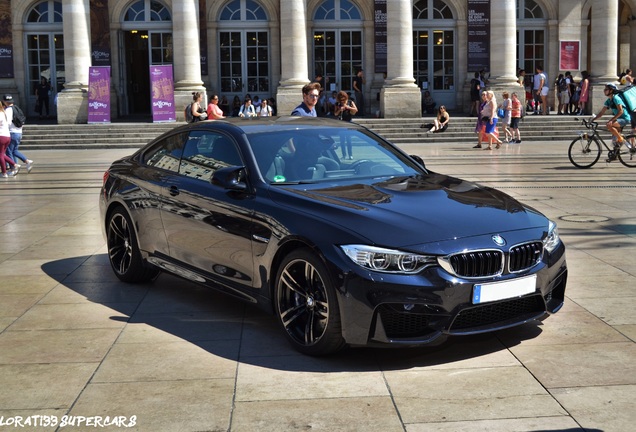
[629,20,636,72]
[589,0,619,112]
[380,0,420,118]
[57,0,92,124]
[488,0,517,86]
[173,0,205,120]
[276,0,310,115]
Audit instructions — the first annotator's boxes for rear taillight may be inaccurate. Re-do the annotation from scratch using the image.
[102,171,110,185]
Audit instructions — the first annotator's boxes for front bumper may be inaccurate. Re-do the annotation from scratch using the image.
[335,242,567,347]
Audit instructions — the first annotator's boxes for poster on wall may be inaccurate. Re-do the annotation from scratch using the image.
[88,66,111,124]
[467,0,490,73]
[90,0,112,67]
[374,0,387,74]
[559,41,580,71]
[150,65,176,123]
[0,0,14,78]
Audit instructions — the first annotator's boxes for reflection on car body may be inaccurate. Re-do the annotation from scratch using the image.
[100,116,567,355]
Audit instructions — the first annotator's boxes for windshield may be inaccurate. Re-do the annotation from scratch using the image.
[247,127,423,184]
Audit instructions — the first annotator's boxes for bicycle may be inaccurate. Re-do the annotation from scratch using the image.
[568,117,636,168]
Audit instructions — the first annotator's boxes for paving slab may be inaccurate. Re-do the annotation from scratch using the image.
[0,141,634,431]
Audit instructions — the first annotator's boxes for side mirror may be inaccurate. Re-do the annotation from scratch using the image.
[410,154,426,170]
[211,166,247,191]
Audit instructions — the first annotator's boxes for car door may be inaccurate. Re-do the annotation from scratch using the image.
[132,131,189,258]
[160,129,256,295]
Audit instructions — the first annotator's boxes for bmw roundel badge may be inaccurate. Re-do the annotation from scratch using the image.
[492,234,506,246]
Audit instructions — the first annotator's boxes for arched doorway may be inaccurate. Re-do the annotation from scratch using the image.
[217,0,271,103]
[23,0,64,118]
[312,0,364,95]
[120,0,172,117]
[516,0,548,86]
[413,0,457,110]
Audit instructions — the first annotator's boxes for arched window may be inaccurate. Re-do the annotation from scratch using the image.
[124,0,171,22]
[517,0,548,84]
[413,0,456,108]
[413,0,453,20]
[24,1,64,117]
[26,0,63,23]
[313,0,364,94]
[519,0,545,19]
[314,0,362,20]
[218,0,270,96]
[220,0,267,20]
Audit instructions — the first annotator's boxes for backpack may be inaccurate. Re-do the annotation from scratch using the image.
[11,104,26,128]
[617,85,636,113]
[184,103,194,123]
[558,78,568,93]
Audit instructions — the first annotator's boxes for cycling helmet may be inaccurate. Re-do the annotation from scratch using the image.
[605,83,618,92]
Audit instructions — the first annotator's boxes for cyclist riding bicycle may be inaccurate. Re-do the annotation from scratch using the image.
[591,83,631,147]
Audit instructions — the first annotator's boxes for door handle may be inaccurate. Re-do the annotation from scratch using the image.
[168,185,179,196]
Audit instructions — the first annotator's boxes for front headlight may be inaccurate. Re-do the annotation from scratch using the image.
[340,245,437,274]
[543,220,561,253]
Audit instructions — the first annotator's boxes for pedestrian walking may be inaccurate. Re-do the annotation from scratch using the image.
[2,95,33,173]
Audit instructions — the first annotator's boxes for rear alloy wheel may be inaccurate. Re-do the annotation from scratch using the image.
[274,249,345,355]
[106,207,158,283]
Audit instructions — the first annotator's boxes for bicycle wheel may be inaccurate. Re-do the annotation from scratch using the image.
[568,136,601,168]
[618,134,636,167]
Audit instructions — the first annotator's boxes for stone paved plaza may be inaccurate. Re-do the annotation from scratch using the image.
[0,138,634,432]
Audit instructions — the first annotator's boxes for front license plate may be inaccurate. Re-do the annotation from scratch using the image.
[472,275,537,304]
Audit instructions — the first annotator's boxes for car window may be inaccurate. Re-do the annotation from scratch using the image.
[142,132,188,172]
[248,127,421,183]
[179,131,243,181]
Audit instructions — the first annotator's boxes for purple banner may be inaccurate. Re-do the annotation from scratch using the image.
[88,66,111,123]
[150,65,176,123]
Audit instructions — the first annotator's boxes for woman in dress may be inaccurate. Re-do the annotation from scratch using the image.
[483,91,503,150]
[421,106,449,133]
[577,71,590,115]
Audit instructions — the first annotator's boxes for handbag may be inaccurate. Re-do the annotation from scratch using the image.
[497,108,505,118]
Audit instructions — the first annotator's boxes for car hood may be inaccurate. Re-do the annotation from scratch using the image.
[269,174,547,247]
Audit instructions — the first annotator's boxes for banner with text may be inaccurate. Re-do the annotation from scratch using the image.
[374,0,387,74]
[150,65,176,123]
[467,0,490,73]
[88,67,111,124]
[559,41,580,71]
[90,0,112,67]
[0,1,14,78]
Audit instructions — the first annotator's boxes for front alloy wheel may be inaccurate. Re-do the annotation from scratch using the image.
[274,249,345,355]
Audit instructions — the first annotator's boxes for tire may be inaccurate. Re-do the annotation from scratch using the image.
[568,136,601,168]
[618,134,636,167]
[274,249,345,355]
[106,207,159,283]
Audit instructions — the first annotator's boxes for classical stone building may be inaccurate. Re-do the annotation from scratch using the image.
[0,0,633,123]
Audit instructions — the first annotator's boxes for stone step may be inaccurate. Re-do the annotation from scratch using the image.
[18,115,586,150]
